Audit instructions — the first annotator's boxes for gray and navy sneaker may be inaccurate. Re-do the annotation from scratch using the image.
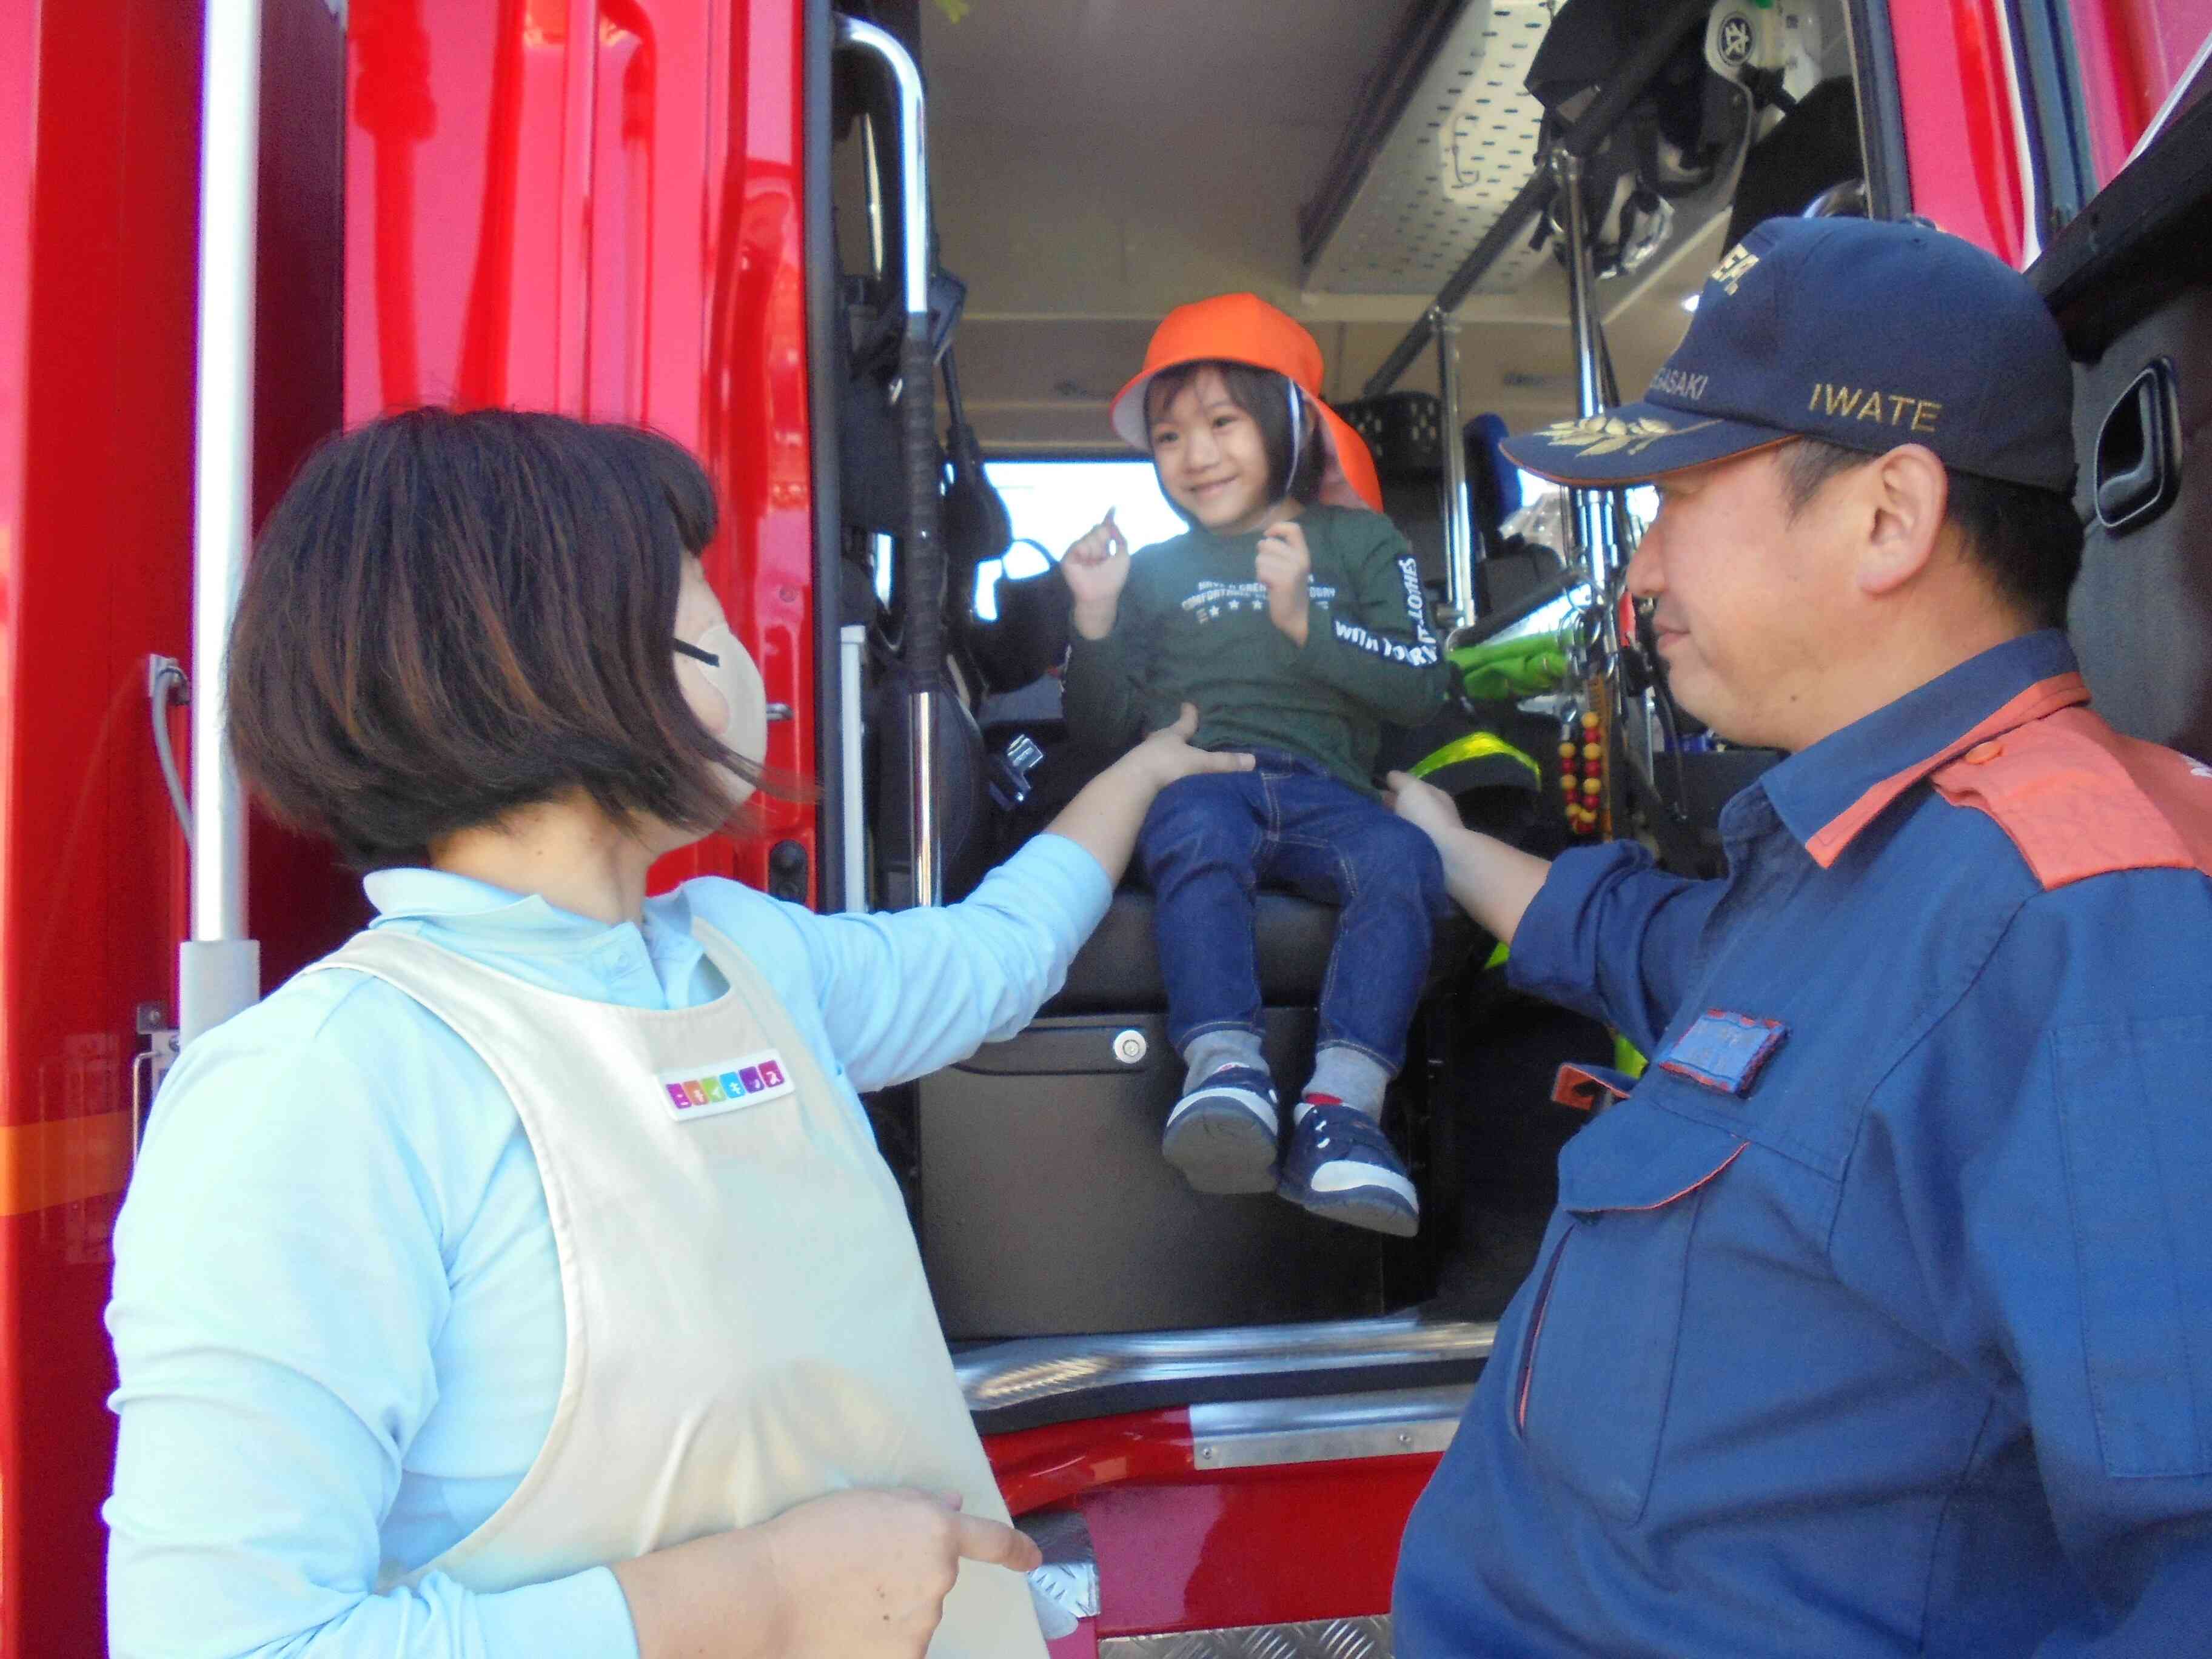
[1278,1098,1419,1237]
[1162,1064,1281,1194]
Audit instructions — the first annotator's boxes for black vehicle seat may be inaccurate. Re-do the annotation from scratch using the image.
[925,860,1479,1341]
[1048,889,1354,1012]
[1047,856,1485,1016]
[927,846,1482,1341]
[965,546,1071,697]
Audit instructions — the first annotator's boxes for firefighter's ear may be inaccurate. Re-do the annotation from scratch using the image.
[1854,443,1947,599]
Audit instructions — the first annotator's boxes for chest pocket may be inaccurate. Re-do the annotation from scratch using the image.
[1515,1102,1746,1524]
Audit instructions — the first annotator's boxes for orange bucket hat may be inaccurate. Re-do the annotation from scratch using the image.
[1108,293,1385,514]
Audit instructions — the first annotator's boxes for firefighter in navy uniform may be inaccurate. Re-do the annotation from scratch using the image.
[1386,217,2212,1655]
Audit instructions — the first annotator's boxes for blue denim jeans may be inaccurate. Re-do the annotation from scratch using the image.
[1134,751,1449,1071]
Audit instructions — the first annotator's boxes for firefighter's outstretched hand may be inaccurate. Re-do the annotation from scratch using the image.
[1131,703,1253,789]
[1063,509,1131,639]
[1255,519,1312,646]
[1385,769,1461,848]
[1386,769,1555,948]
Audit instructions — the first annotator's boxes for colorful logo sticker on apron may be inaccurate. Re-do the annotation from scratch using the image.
[657,1050,794,1120]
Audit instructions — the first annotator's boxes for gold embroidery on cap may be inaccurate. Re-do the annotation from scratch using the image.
[1651,367,1711,401]
[1536,413,1720,458]
[1710,246,1760,295]
[1808,384,1942,432]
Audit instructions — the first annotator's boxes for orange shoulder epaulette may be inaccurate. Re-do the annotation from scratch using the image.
[1931,705,2212,890]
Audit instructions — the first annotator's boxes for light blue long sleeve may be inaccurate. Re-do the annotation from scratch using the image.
[104,836,1111,1659]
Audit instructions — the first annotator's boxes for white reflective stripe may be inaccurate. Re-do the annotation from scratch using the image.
[1309,1161,1418,1205]
[1327,554,1441,668]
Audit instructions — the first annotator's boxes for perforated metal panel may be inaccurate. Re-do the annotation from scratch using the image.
[1304,0,1557,297]
[1101,1617,1393,1659]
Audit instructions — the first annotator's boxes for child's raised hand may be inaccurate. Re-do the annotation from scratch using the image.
[1062,509,1131,638]
[1255,519,1312,646]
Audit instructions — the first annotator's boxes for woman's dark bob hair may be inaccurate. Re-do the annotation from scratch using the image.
[228,407,793,871]
[1142,360,1324,514]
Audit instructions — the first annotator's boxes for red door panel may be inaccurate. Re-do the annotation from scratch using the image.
[0,2,347,1651]
[988,1410,1441,1641]
[2070,0,2212,184]
[345,0,820,899]
[1890,0,2031,265]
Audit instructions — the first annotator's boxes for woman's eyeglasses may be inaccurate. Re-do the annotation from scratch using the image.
[672,638,720,667]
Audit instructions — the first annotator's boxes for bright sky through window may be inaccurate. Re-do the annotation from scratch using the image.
[971,460,1187,619]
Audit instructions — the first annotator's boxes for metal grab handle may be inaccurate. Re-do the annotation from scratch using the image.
[130,1034,181,1148]
[1432,308,1478,629]
[1553,148,1620,640]
[836,15,943,907]
[147,655,194,850]
[184,0,266,1041]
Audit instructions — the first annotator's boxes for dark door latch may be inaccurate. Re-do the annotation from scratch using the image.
[2094,357,2181,535]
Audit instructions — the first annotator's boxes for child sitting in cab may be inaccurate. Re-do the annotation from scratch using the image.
[1062,293,1450,1237]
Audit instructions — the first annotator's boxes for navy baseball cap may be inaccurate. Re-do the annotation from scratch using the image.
[1501,216,2075,493]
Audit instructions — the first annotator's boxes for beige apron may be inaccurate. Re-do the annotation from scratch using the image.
[307,922,1045,1657]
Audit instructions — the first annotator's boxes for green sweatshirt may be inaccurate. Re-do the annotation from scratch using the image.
[1064,504,1447,795]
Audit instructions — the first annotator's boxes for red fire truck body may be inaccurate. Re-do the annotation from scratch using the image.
[2,0,2206,1651]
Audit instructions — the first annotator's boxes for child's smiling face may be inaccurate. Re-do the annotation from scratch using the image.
[1147,366,1278,535]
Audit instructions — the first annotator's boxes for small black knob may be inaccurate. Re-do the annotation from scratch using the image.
[768,840,810,905]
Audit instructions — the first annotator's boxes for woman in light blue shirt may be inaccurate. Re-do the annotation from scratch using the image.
[104,411,1247,1659]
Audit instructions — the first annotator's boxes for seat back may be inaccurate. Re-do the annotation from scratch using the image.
[1722,78,1864,250]
[1335,390,1447,591]
[964,545,1071,695]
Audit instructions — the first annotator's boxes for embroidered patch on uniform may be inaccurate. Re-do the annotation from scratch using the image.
[1658,1010,1787,1097]
[658,1050,794,1121]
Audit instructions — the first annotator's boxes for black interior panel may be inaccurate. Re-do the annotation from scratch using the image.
[920,1010,1393,1337]
[2042,78,2212,766]
[2064,292,2212,760]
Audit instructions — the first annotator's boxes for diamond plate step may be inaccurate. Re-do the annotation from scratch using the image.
[1100,1615,1392,1659]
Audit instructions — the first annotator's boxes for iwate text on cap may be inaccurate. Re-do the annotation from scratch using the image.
[1501,216,2075,494]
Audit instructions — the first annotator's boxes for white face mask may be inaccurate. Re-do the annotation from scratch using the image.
[675,622,768,805]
